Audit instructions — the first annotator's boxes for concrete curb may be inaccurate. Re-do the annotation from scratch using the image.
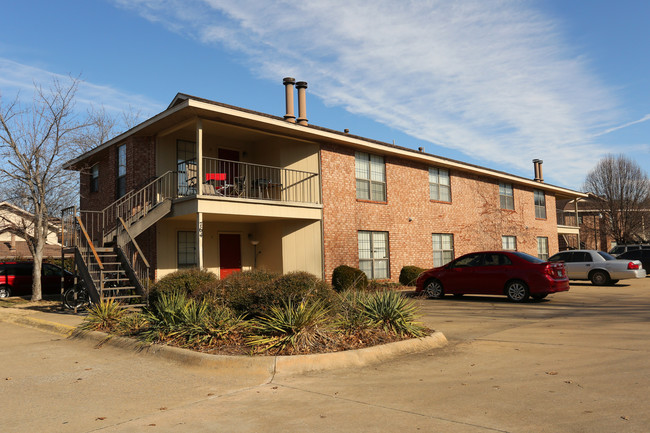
[0,308,448,379]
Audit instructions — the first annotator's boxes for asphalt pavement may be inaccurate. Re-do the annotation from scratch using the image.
[1,279,649,432]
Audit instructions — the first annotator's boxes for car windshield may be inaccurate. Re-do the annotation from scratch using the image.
[609,246,624,255]
[511,251,545,264]
[597,251,616,261]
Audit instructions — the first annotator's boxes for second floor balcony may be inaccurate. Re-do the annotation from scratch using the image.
[177,157,321,205]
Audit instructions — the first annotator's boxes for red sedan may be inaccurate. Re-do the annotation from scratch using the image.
[415,251,569,302]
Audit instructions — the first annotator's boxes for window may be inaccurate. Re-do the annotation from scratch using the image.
[90,164,99,193]
[499,183,514,210]
[358,231,389,279]
[177,231,197,268]
[355,152,386,202]
[534,190,546,219]
[432,234,454,267]
[537,237,549,260]
[429,167,451,202]
[116,144,127,198]
[502,235,517,251]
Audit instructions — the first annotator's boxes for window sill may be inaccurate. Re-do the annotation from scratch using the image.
[356,199,388,205]
[430,199,452,205]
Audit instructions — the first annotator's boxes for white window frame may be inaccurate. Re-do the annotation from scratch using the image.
[429,167,451,202]
[537,237,549,260]
[358,231,390,279]
[502,235,517,251]
[355,152,386,202]
[534,190,546,219]
[499,183,514,210]
[432,233,454,267]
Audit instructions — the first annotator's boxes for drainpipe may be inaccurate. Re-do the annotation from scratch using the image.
[283,77,296,123]
[296,81,308,125]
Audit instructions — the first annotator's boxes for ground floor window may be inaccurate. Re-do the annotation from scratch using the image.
[178,231,197,268]
[358,231,390,279]
[537,237,549,260]
[432,233,454,267]
[502,235,517,251]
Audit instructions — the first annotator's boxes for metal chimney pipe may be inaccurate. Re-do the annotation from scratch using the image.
[283,77,296,123]
[296,81,308,125]
[532,159,541,181]
[537,159,544,182]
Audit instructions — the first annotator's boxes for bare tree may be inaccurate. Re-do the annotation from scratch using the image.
[0,77,85,300]
[583,154,650,243]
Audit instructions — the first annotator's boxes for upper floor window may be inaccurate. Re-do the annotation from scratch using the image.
[534,190,546,219]
[358,230,390,279]
[502,235,517,251]
[90,164,99,193]
[117,144,126,198]
[355,152,386,202]
[429,167,451,202]
[432,233,454,267]
[499,183,514,210]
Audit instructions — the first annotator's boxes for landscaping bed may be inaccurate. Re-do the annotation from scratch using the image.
[81,269,429,356]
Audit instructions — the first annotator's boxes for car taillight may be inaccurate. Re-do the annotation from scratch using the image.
[627,262,640,270]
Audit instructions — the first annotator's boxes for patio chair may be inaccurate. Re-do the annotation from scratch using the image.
[205,173,233,196]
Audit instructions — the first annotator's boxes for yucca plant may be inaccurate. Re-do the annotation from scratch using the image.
[335,289,370,332]
[247,298,331,354]
[358,290,428,337]
[80,299,127,332]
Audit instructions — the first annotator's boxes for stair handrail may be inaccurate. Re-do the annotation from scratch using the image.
[74,215,104,304]
[116,217,150,300]
[101,170,177,242]
[76,216,104,271]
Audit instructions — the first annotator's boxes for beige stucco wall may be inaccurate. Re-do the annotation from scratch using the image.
[155,216,322,280]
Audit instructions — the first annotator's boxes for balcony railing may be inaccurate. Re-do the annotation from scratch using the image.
[557,210,579,227]
[177,158,321,204]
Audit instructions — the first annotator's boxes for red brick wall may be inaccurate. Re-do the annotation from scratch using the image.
[78,136,158,277]
[321,143,559,281]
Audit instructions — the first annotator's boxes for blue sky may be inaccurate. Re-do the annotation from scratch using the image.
[1,0,648,190]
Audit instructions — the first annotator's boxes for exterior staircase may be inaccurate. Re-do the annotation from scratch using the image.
[62,171,178,308]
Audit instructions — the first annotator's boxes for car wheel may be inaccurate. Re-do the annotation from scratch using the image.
[423,279,444,299]
[0,286,10,298]
[505,280,529,302]
[531,293,547,301]
[590,270,610,286]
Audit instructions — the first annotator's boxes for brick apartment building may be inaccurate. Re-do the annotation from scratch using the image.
[64,78,586,284]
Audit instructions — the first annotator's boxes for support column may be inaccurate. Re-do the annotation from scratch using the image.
[197,212,204,269]
[575,199,581,248]
[196,118,203,197]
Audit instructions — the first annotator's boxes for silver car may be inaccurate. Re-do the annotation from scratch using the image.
[548,250,646,286]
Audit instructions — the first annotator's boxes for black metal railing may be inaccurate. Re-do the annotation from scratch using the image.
[177,158,320,204]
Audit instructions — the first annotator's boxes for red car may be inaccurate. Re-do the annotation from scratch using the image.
[415,251,569,302]
[0,261,75,298]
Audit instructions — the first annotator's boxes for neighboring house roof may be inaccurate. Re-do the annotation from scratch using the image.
[65,92,586,200]
[0,201,61,244]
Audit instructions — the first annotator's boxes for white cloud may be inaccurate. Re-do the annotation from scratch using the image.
[113,0,637,187]
[0,58,163,119]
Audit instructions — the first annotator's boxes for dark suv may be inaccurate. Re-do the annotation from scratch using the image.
[617,249,650,275]
[609,244,650,257]
[0,262,74,298]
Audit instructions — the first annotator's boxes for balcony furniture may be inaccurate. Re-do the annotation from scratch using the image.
[205,173,234,196]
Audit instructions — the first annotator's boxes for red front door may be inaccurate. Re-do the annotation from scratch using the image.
[219,233,242,279]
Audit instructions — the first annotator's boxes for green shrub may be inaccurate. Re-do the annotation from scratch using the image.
[359,290,427,337]
[150,268,218,300]
[219,270,336,318]
[247,298,331,354]
[331,265,368,292]
[399,266,425,286]
[80,299,127,332]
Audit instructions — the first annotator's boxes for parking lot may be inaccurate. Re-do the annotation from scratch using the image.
[2,279,649,432]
